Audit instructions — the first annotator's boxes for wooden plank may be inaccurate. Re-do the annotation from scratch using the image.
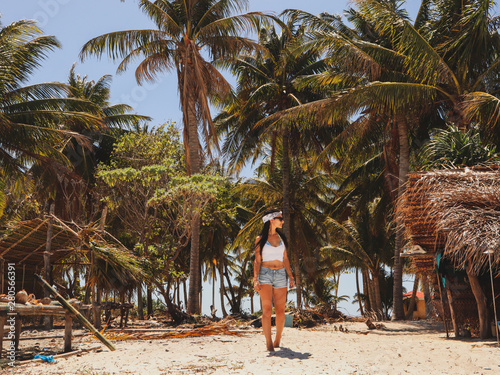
[0,304,67,316]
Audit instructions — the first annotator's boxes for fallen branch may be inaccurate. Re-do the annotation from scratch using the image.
[97,318,252,341]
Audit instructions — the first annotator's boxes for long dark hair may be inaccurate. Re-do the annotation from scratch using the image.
[255,208,288,258]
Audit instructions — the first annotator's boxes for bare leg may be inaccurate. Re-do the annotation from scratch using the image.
[273,287,287,348]
[260,285,274,351]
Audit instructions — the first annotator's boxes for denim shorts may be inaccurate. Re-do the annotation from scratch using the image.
[259,267,287,289]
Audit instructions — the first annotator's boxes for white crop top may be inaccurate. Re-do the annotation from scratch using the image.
[261,239,285,262]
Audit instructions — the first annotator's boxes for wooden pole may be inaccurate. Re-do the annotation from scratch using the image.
[485,251,500,346]
[64,311,73,352]
[35,274,116,351]
[435,271,449,338]
[44,203,55,329]
[1,259,4,294]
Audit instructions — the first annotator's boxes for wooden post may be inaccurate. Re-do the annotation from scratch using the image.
[14,316,21,350]
[1,259,4,294]
[467,262,491,339]
[64,311,72,352]
[0,314,5,358]
[435,272,449,338]
[44,203,55,329]
[446,288,459,337]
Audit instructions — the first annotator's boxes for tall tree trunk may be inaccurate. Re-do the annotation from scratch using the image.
[355,268,364,316]
[218,262,228,317]
[282,127,301,310]
[186,88,202,315]
[372,268,383,320]
[446,287,460,337]
[137,284,144,320]
[422,275,432,318]
[405,274,420,320]
[147,287,153,317]
[392,116,409,320]
[362,269,372,312]
[212,266,216,311]
[183,279,188,311]
[467,262,491,338]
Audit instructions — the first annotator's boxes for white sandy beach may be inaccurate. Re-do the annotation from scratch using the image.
[3,320,499,375]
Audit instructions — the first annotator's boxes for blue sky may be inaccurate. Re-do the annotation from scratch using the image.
[1,0,422,128]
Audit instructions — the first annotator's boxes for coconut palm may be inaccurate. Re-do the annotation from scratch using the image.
[419,124,499,170]
[216,17,334,308]
[268,0,500,319]
[0,20,110,222]
[232,148,331,309]
[81,0,267,314]
[324,197,394,319]
[64,64,151,181]
[0,20,104,178]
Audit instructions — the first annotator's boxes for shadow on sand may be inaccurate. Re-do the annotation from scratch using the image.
[268,347,311,359]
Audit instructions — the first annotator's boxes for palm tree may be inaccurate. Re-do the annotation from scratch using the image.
[0,20,104,178]
[232,149,330,309]
[324,197,393,319]
[80,0,267,314]
[268,0,500,319]
[418,124,498,169]
[0,19,110,221]
[33,64,152,223]
[216,17,333,308]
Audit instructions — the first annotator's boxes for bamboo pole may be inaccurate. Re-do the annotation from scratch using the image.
[44,203,55,329]
[34,274,116,351]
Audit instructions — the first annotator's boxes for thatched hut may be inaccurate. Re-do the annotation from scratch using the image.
[398,166,500,338]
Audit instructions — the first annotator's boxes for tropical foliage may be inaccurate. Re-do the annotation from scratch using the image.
[3,1,500,329]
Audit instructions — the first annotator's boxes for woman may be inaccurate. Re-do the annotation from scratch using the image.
[253,208,295,352]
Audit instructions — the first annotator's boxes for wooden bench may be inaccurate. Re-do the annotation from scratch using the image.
[0,303,88,357]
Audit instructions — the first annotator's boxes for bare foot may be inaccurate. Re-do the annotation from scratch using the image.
[267,343,275,352]
[273,341,280,348]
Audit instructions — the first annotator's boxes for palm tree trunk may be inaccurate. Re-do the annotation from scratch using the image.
[362,269,372,312]
[422,275,432,318]
[186,86,202,315]
[405,274,420,320]
[218,256,228,317]
[392,115,409,320]
[282,127,301,310]
[372,268,383,319]
[147,287,153,317]
[355,268,364,316]
[467,262,491,338]
[363,269,376,315]
[212,266,216,310]
[137,284,144,320]
[183,279,188,311]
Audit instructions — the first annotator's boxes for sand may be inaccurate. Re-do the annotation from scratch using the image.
[3,320,499,375]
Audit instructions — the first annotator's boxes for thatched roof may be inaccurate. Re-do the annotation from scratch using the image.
[397,166,500,275]
[0,217,84,268]
[0,215,144,295]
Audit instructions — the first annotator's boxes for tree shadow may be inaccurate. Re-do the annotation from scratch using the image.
[366,320,446,335]
[268,347,311,359]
